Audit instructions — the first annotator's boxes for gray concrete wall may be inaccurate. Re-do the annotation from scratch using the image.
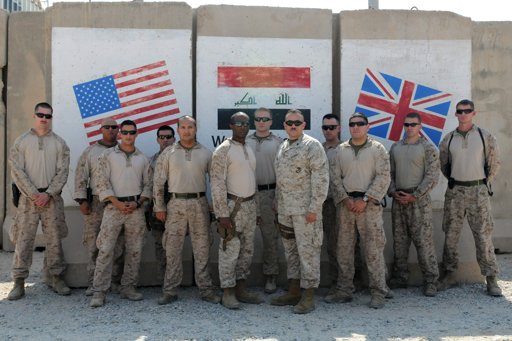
[0,10,7,249]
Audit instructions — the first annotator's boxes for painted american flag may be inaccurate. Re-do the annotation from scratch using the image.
[73,60,180,145]
[355,68,452,146]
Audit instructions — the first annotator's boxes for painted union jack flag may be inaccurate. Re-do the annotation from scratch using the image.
[73,60,180,145]
[355,68,452,146]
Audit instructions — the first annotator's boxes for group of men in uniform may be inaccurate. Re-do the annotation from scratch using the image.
[6,100,503,314]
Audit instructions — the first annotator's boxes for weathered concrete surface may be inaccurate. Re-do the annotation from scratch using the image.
[0,10,8,249]
[472,22,512,252]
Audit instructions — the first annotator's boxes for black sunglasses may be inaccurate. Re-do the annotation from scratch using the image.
[158,135,174,140]
[232,121,250,127]
[285,120,304,127]
[456,109,473,114]
[102,125,118,130]
[35,113,53,119]
[254,117,272,122]
[348,121,367,127]
[120,130,137,135]
[322,125,338,131]
[403,123,420,127]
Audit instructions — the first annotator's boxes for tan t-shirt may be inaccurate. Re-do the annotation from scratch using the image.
[246,132,282,186]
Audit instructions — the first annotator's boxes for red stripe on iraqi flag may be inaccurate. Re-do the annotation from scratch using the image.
[218,66,310,88]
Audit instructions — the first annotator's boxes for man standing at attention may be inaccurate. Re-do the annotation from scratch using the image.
[74,118,125,296]
[211,112,262,309]
[153,116,220,305]
[438,99,502,296]
[327,112,390,309]
[246,107,283,294]
[90,120,152,307]
[387,112,440,297]
[8,102,71,300]
[271,109,329,314]
[148,125,175,284]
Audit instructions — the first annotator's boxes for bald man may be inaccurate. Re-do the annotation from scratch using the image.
[73,118,125,296]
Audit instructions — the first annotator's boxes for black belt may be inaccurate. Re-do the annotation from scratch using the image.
[397,187,417,194]
[453,179,486,187]
[170,192,206,199]
[227,193,255,202]
[347,191,365,198]
[117,195,140,202]
[37,188,48,193]
[258,183,276,191]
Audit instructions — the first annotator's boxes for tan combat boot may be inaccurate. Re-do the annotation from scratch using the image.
[369,294,385,309]
[7,278,25,301]
[293,288,315,314]
[120,286,143,301]
[235,279,263,304]
[437,271,457,291]
[221,287,240,309]
[264,275,277,294]
[324,289,353,303]
[157,292,178,305]
[51,276,71,296]
[486,276,503,297]
[270,279,301,306]
[90,292,106,308]
[200,289,221,304]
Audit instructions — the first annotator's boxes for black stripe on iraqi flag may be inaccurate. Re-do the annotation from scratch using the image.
[217,109,311,130]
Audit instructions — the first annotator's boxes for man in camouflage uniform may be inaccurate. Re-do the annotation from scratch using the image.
[387,112,440,297]
[90,120,152,307]
[211,112,262,310]
[246,107,283,294]
[8,102,71,300]
[74,118,125,296]
[153,116,219,305]
[327,112,390,309]
[438,99,502,296]
[148,125,175,284]
[271,109,329,314]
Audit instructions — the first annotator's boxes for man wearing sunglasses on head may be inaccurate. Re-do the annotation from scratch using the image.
[90,120,152,307]
[387,112,440,297]
[246,108,283,294]
[271,109,329,314]
[328,112,390,309]
[211,112,262,309]
[8,102,71,300]
[74,118,126,296]
[438,99,502,296]
[147,125,176,284]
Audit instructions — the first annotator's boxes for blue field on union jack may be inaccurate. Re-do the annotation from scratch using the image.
[355,68,453,146]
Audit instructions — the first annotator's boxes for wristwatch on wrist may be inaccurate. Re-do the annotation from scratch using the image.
[363,195,369,203]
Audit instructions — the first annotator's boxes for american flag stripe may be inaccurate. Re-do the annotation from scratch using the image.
[73,60,180,145]
[218,66,311,88]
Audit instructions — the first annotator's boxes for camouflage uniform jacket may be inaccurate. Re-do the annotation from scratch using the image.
[388,137,439,199]
[275,133,329,216]
[330,137,390,205]
[9,129,70,198]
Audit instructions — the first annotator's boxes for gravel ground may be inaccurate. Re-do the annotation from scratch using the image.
[1,250,511,341]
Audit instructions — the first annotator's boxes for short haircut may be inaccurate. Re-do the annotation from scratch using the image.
[120,120,137,130]
[285,109,304,121]
[157,125,175,137]
[34,102,53,114]
[322,113,340,124]
[230,112,249,123]
[349,112,368,124]
[254,107,272,118]
[177,115,196,127]
[405,112,422,123]
[456,99,475,110]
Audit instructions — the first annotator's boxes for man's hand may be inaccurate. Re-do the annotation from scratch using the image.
[218,217,233,231]
[342,198,355,211]
[34,192,50,207]
[392,191,415,205]
[352,199,367,213]
[79,201,91,215]
[305,212,317,224]
[155,211,167,222]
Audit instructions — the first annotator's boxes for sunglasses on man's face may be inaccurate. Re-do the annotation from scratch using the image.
[254,117,272,122]
[322,125,338,131]
[403,123,420,127]
[455,108,473,115]
[102,125,118,130]
[35,113,53,119]
[120,130,137,135]
[158,135,174,140]
[285,120,304,127]
[348,121,367,127]
[232,121,250,127]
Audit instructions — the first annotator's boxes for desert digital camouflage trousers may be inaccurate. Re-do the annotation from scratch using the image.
[10,194,67,280]
[337,203,387,297]
[219,198,257,288]
[82,195,125,286]
[258,189,279,276]
[442,184,499,276]
[92,205,146,293]
[151,227,166,283]
[278,214,323,289]
[322,198,340,283]
[162,197,215,294]
[391,195,439,284]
